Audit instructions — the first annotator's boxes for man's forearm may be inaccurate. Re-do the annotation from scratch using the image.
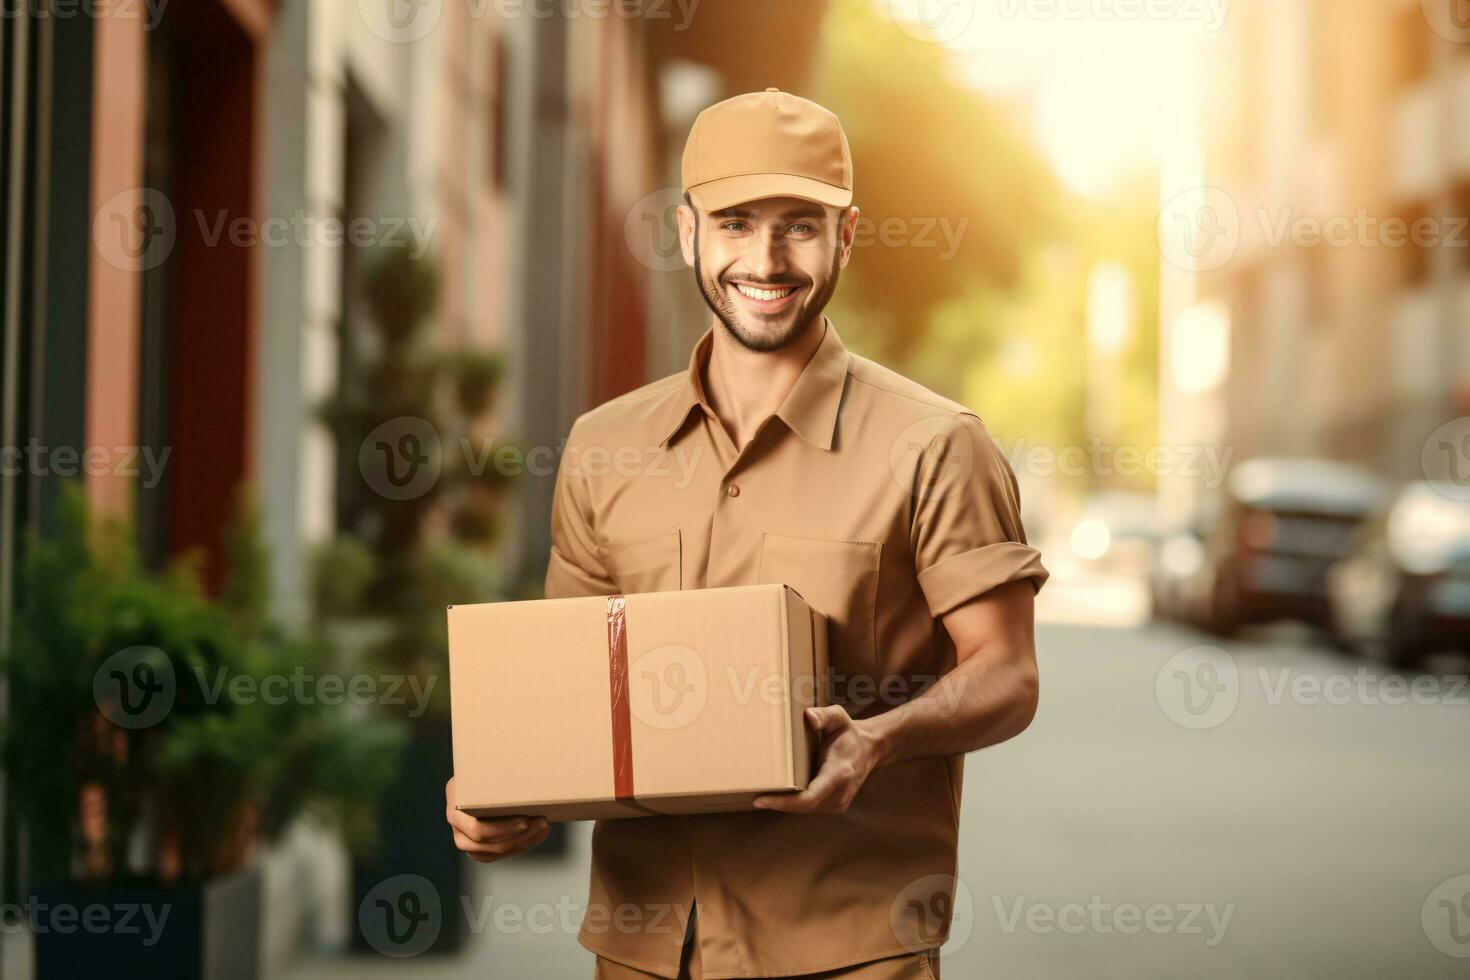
[858,642,1039,768]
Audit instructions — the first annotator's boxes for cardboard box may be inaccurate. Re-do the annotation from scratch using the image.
[447,584,829,822]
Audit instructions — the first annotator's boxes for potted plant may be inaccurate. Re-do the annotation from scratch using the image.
[317,247,519,953]
[3,487,404,979]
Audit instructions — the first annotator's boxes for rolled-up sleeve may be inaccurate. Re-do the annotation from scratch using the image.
[910,413,1049,618]
[544,423,618,600]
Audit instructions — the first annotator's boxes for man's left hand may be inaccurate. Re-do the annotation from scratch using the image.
[751,705,877,814]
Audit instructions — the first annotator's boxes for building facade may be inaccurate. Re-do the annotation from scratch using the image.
[1200,0,1469,480]
[2,0,833,967]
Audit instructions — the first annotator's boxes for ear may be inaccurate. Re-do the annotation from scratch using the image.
[678,202,699,269]
[836,205,860,270]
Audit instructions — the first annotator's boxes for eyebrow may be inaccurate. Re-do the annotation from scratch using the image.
[710,206,827,221]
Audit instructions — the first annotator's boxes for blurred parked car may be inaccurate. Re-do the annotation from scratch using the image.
[1195,458,1387,635]
[1327,482,1470,666]
[1151,504,1219,624]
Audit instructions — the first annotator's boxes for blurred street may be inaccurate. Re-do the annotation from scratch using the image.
[286,619,1470,980]
[960,621,1470,979]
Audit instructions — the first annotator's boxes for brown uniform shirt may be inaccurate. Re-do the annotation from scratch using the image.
[544,316,1049,978]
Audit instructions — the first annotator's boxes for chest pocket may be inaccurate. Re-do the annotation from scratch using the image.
[757,532,881,710]
[599,529,682,595]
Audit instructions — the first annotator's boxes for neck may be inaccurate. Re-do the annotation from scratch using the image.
[704,316,826,450]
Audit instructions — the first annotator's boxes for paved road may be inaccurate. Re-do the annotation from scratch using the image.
[288,621,1470,978]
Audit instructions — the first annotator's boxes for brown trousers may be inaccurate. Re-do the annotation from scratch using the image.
[592,901,942,979]
[593,944,941,980]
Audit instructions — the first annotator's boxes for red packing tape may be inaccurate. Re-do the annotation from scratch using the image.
[606,594,635,801]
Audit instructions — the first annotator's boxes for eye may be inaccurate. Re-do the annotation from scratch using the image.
[720,220,751,234]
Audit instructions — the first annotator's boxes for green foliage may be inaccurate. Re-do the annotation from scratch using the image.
[218,488,272,638]
[308,537,378,624]
[444,348,506,420]
[815,1,1164,495]
[816,0,1063,362]
[396,538,504,679]
[3,485,406,885]
[315,246,514,733]
[945,179,1165,493]
[363,246,440,347]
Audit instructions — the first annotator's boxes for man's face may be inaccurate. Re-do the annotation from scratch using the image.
[679,195,858,353]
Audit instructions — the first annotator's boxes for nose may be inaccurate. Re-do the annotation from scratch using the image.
[742,221,788,280]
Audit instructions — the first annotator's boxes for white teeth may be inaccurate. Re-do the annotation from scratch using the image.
[734,283,795,302]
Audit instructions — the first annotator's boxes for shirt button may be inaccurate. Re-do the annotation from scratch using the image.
[726,483,741,498]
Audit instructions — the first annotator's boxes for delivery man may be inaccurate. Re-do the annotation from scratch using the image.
[444,88,1049,979]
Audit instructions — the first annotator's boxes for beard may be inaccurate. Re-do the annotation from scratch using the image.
[693,233,844,355]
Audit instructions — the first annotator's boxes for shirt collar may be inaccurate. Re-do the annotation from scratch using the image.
[655,315,850,452]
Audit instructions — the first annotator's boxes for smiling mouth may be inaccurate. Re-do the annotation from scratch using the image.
[728,281,802,311]
[732,282,799,301]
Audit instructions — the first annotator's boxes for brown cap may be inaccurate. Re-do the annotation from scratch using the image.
[682,88,854,212]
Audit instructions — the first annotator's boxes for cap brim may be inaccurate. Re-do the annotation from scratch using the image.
[687,173,853,212]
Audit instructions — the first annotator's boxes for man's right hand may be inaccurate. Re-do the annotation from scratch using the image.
[445,777,552,863]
